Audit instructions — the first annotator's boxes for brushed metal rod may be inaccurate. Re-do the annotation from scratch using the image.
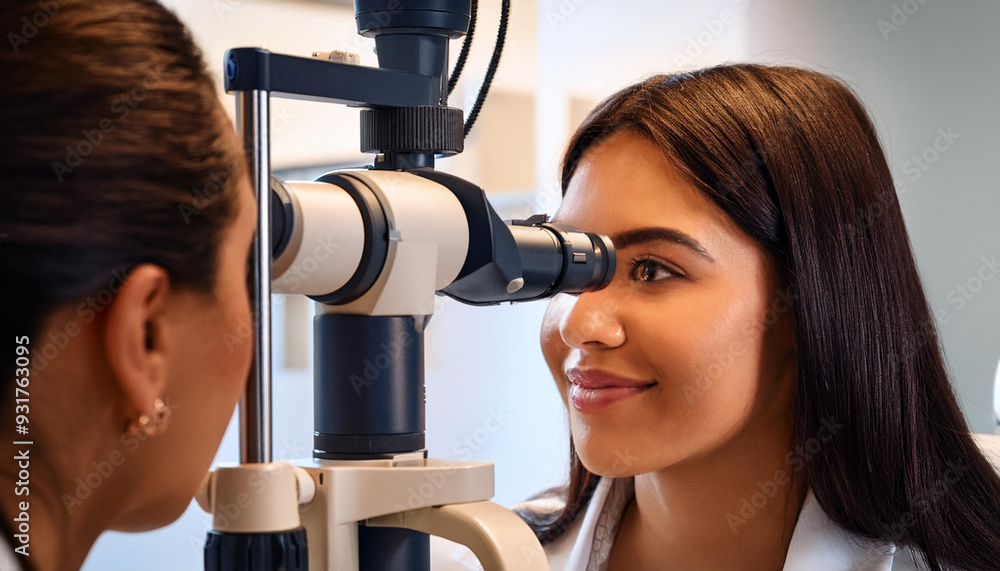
[236,90,272,464]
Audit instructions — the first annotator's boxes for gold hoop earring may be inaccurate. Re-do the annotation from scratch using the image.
[125,398,171,437]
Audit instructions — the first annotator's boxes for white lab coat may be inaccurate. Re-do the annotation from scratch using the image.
[431,433,1000,571]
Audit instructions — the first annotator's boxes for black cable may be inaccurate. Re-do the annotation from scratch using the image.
[447,0,477,96]
[464,0,509,137]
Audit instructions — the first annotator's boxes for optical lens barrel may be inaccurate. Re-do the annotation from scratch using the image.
[506,218,615,301]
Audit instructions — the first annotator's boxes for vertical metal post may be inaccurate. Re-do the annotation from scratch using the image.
[236,90,272,464]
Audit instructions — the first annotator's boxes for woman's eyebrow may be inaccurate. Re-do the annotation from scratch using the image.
[610,227,716,262]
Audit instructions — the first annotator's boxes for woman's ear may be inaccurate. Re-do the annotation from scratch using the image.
[103,264,172,421]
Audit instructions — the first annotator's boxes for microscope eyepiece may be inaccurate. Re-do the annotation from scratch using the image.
[543,222,616,294]
[504,216,615,302]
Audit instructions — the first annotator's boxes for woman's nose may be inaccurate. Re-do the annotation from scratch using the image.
[556,291,626,350]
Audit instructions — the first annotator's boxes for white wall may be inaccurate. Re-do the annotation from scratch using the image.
[534,0,750,191]
[161,0,372,169]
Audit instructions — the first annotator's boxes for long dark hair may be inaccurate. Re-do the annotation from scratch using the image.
[0,0,243,389]
[518,64,1000,570]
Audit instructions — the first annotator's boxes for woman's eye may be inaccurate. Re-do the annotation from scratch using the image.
[628,257,680,283]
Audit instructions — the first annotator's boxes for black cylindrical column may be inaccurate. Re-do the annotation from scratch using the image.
[358,525,430,571]
[313,313,429,571]
[313,313,425,459]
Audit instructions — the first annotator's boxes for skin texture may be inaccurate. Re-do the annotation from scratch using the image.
[0,118,255,571]
[540,131,806,570]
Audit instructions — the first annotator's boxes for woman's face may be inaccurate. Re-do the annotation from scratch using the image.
[540,131,797,477]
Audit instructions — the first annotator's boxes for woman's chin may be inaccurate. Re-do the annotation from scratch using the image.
[111,494,192,532]
[575,441,646,479]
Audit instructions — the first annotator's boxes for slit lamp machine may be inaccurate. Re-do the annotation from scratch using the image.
[194,2,617,569]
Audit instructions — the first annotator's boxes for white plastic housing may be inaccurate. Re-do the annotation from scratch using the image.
[271,181,367,297]
[271,171,470,317]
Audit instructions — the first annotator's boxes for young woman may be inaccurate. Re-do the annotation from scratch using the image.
[0,1,255,569]
[515,65,1000,570]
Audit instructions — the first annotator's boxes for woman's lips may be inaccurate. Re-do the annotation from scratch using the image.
[569,384,655,412]
[565,367,656,412]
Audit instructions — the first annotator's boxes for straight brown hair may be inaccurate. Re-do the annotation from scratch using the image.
[516,64,1000,571]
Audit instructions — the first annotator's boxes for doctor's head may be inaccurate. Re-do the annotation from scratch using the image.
[0,0,254,539]
[535,65,1000,568]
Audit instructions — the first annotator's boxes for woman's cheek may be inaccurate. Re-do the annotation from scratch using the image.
[629,303,726,400]
[540,297,571,358]
[228,297,254,382]
[206,271,253,387]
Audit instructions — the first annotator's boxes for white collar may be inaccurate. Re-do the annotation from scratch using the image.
[559,477,906,571]
[781,487,900,570]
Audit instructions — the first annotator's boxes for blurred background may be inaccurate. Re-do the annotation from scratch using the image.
[83,0,1000,568]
